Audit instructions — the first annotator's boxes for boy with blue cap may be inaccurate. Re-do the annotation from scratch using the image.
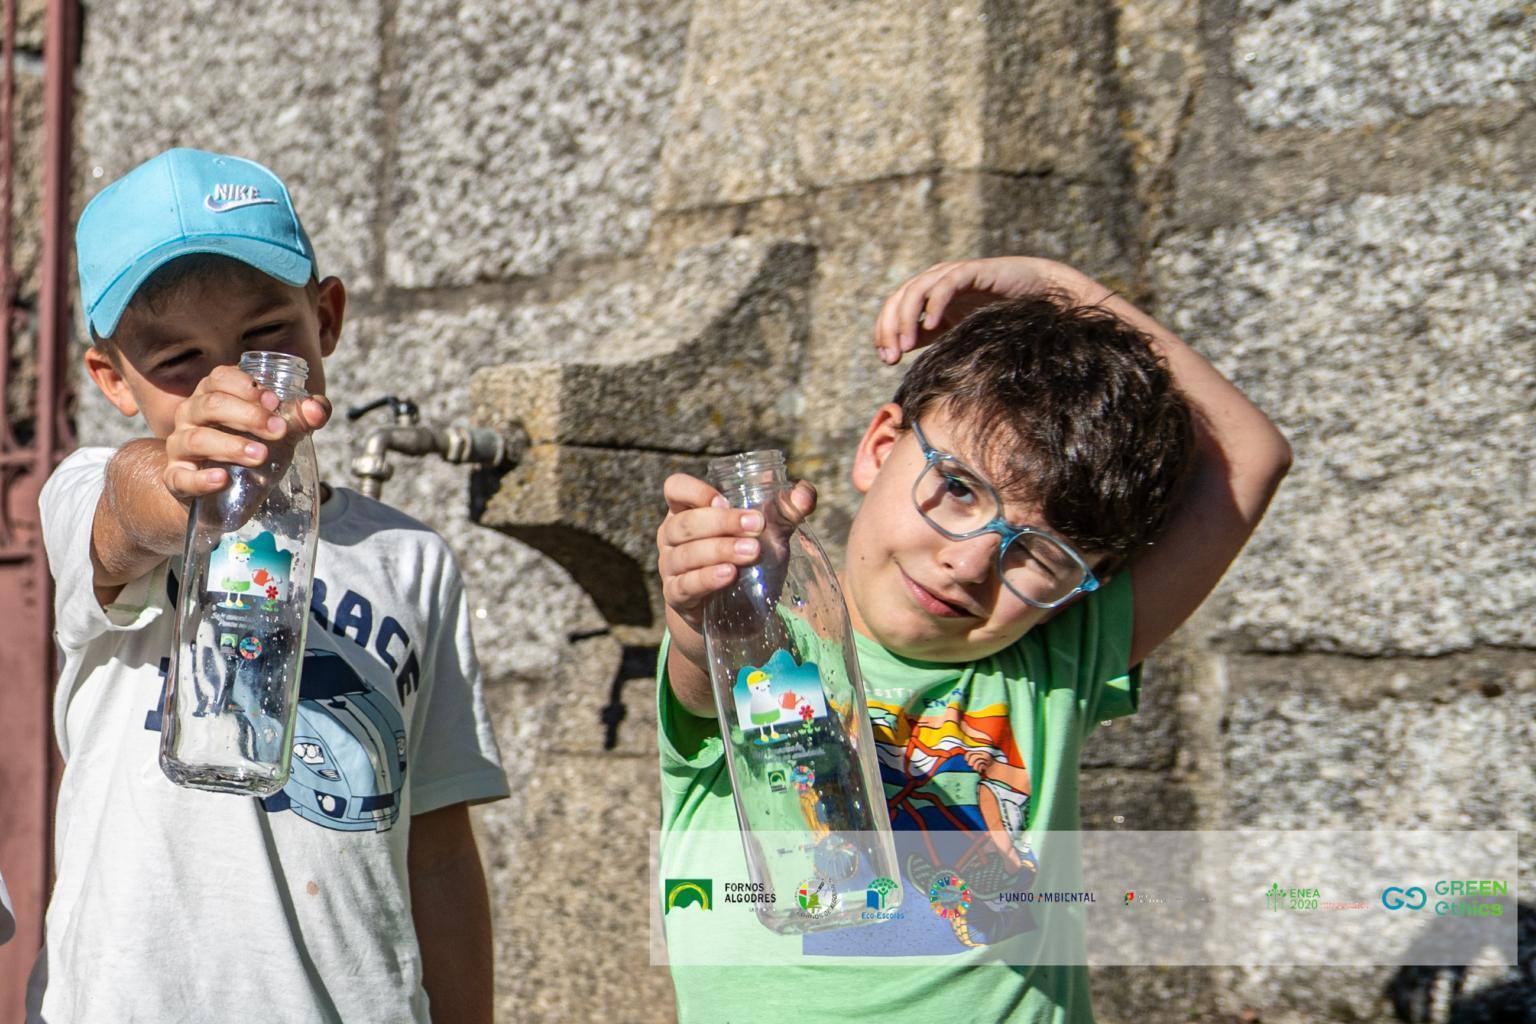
[30,148,508,1023]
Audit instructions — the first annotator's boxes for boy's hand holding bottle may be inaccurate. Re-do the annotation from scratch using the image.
[161,362,331,503]
[657,472,818,633]
[656,472,816,715]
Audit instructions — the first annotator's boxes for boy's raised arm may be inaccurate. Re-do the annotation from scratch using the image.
[1077,269,1291,664]
[875,257,1292,666]
[85,361,331,607]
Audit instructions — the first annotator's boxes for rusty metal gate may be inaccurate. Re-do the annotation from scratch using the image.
[0,0,76,1017]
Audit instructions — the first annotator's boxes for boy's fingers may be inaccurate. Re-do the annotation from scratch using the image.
[874,287,906,362]
[195,367,281,416]
[661,536,760,578]
[662,473,723,515]
[888,267,944,356]
[663,563,738,610]
[299,395,332,430]
[788,479,818,517]
[168,426,269,467]
[774,480,817,526]
[660,507,764,546]
[919,273,966,338]
[902,263,973,346]
[877,262,955,359]
[202,364,257,396]
[185,390,287,440]
[163,463,228,499]
[895,274,938,352]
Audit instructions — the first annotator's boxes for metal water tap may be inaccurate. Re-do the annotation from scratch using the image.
[346,395,526,499]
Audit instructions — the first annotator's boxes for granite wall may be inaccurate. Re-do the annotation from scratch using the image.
[65,1,1534,1021]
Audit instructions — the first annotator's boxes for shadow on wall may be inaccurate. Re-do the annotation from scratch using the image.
[1386,900,1534,1022]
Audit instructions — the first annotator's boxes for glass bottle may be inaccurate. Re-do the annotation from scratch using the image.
[161,351,322,795]
[703,450,900,933]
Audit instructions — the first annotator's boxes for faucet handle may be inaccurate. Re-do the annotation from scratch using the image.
[345,395,420,424]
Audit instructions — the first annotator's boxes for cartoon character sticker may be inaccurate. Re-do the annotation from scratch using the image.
[746,671,784,740]
[731,649,830,746]
[209,531,292,612]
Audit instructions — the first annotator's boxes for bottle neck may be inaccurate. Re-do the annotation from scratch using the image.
[708,450,788,509]
[239,351,310,400]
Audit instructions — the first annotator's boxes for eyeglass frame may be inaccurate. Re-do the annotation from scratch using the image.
[907,419,1101,610]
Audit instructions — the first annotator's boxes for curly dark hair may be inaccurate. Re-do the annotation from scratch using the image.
[891,294,1195,563]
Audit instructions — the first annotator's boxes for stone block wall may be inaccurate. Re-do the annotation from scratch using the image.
[65,1,1534,1021]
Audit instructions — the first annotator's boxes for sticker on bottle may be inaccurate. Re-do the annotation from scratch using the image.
[732,649,831,747]
[208,531,293,613]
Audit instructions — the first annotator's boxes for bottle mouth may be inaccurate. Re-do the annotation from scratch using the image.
[708,449,784,482]
[708,450,788,504]
[239,351,310,394]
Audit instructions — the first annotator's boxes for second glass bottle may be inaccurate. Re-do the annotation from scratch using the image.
[703,449,900,933]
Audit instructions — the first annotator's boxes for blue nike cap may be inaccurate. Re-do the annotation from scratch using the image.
[76,147,316,338]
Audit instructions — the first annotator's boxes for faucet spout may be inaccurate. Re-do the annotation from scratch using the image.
[346,395,526,500]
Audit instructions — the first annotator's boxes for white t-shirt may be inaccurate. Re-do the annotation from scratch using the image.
[29,447,509,1024]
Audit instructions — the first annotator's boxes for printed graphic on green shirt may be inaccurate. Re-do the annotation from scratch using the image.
[658,573,1135,1022]
[803,673,1043,957]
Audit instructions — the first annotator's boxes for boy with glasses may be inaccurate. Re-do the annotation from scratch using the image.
[654,256,1291,1021]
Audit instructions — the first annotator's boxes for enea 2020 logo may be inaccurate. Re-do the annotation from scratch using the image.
[1381,880,1507,917]
[663,878,712,914]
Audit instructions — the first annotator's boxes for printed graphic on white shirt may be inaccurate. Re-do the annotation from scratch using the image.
[147,568,409,833]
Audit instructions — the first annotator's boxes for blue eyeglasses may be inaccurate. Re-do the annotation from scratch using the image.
[909,420,1100,609]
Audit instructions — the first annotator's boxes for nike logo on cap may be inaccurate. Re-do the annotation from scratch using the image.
[204,183,278,213]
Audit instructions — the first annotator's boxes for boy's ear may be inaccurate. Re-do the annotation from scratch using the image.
[315,276,346,357]
[83,346,140,418]
[851,403,905,494]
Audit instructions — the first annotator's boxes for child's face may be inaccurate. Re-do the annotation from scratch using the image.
[843,403,1105,663]
[85,265,344,439]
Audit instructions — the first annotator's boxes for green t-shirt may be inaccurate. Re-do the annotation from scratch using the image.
[656,573,1138,1023]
